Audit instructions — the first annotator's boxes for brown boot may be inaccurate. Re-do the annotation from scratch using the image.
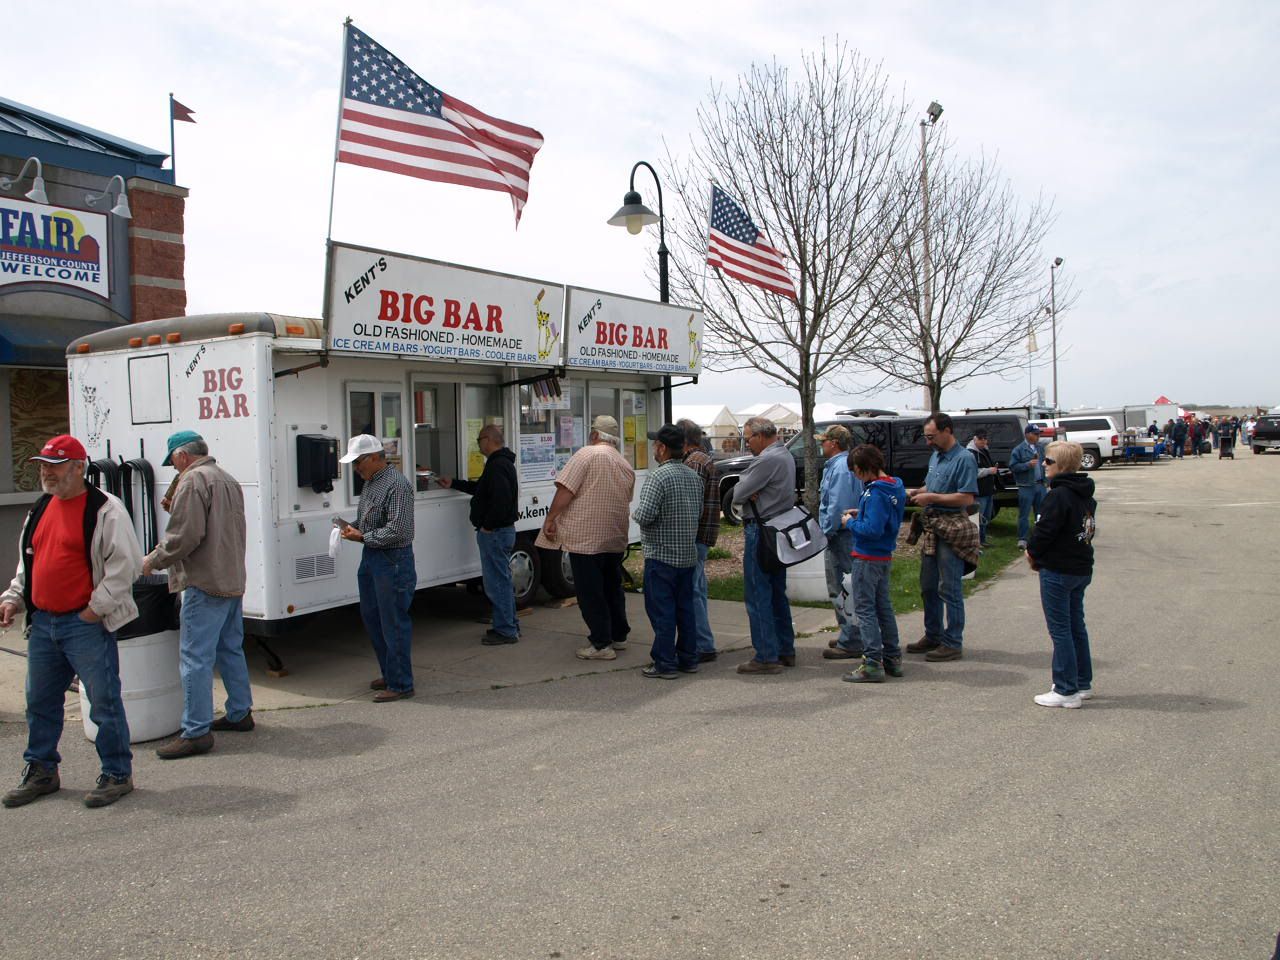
[155,733,215,760]
[372,688,415,702]
[2,763,60,808]
[83,774,133,808]
[906,636,940,654]
[736,660,783,675]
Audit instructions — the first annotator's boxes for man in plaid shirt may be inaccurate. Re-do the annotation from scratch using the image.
[633,425,704,679]
[339,435,417,701]
[677,419,721,661]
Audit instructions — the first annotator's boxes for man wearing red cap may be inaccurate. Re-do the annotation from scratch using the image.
[0,435,143,809]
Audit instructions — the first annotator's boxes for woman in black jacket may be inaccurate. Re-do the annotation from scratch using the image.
[1026,441,1097,709]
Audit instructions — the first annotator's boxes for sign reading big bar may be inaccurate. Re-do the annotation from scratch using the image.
[566,288,703,376]
[326,243,564,365]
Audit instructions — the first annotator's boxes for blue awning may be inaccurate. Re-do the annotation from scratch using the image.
[0,315,123,367]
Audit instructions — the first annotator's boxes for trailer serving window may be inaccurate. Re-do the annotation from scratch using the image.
[519,380,583,483]
[348,384,404,497]
[410,381,503,491]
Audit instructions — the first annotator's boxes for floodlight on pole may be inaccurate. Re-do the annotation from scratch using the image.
[0,156,49,204]
[86,174,132,219]
[919,101,943,408]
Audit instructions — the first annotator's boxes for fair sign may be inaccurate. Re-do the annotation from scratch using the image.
[0,197,110,299]
[326,243,564,365]
[565,287,703,375]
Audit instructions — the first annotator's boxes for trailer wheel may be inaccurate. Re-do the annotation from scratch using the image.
[540,547,575,598]
[510,534,542,609]
[721,485,743,525]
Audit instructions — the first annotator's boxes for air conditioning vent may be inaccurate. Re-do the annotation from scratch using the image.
[294,553,336,582]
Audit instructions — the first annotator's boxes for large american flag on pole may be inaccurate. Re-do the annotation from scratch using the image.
[706,185,797,299]
[337,25,544,226]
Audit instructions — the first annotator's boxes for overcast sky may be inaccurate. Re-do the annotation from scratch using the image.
[8,0,1277,412]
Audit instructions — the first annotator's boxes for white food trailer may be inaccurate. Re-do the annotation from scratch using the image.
[66,242,703,636]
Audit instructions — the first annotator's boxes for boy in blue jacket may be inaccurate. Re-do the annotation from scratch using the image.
[839,444,908,683]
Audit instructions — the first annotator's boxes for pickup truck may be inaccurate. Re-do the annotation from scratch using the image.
[1251,415,1280,454]
[714,414,1023,523]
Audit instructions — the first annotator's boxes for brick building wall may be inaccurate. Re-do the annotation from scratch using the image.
[126,178,189,322]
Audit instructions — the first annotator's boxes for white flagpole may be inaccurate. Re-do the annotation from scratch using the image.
[324,18,352,244]
[700,180,715,305]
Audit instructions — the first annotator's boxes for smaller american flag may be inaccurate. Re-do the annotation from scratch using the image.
[706,185,796,299]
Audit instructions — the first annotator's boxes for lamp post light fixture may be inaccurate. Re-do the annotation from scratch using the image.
[1050,256,1063,414]
[0,156,49,204]
[607,159,671,419]
[919,101,942,409]
[86,174,132,219]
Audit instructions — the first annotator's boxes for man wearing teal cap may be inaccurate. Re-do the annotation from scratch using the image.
[144,430,254,758]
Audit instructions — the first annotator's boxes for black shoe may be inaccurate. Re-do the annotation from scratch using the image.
[641,665,678,679]
[677,663,700,674]
[83,774,133,808]
[778,654,797,667]
[2,763,60,808]
[155,733,215,760]
[211,711,255,732]
[883,658,904,678]
[482,629,519,645]
[697,650,718,663]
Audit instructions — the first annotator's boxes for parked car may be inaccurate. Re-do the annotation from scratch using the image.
[1251,414,1280,454]
[714,413,1025,523]
[1029,415,1122,470]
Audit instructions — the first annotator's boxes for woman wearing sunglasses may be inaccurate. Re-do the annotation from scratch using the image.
[1025,441,1097,709]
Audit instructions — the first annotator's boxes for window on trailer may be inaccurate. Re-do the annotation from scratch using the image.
[348,385,404,498]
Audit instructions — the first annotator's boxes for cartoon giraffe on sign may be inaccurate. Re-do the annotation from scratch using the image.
[687,313,700,371]
[535,288,560,362]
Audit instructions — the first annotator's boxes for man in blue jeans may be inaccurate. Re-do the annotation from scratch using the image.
[1009,424,1047,549]
[731,417,798,675]
[816,425,864,661]
[1,434,143,808]
[676,419,721,663]
[145,431,256,758]
[633,425,704,679]
[437,425,520,644]
[340,435,417,701]
[906,414,978,662]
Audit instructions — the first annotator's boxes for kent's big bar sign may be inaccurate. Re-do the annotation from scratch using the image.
[0,196,110,299]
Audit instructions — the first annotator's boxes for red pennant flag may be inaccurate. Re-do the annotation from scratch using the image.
[171,98,196,124]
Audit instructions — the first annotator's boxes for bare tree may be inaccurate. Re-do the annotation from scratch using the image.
[856,138,1072,411]
[662,42,913,511]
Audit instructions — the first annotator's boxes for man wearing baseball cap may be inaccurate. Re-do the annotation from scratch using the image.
[144,430,254,758]
[1009,424,1048,549]
[1,435,143,808]
[338,434,417,701]
[536,414,635,660]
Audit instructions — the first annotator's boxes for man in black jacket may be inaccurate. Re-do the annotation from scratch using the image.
[438,425,521,644]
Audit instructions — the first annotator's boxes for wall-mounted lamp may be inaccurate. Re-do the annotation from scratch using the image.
[86,174,131,219]
[0,156,49,204]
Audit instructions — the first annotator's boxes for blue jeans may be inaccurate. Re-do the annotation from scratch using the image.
[1039,569,1093,696]
[357,546,417,693]
[1017,484,1046,542]
[824,530,860,651]
[976,495,994,545]
[179,588,253,739]
[25,610,131,777]
[476,526,518,638]
[853,558,900,663]
[920,537,965,649]
[568,552,629,649]
[692,543,716,654]
[742,522,795,663]
[643,558,699,672]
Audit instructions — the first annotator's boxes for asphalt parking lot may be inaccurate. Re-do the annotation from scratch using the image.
[0,450,1276,959]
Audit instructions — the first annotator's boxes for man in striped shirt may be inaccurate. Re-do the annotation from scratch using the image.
[339,435,417,701]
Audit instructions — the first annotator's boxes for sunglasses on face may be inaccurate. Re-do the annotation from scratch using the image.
[1043,457,1056,466]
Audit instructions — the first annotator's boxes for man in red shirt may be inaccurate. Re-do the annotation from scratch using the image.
[0,435,143,809]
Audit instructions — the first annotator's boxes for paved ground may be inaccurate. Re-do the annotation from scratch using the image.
[0,449,1277,959]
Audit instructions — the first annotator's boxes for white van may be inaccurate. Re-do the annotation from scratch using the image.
[66,244,703,636]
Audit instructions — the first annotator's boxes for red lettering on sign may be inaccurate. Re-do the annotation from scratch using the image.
[378,290,399,322]
[442,299,462,328]
[486,305,503,332]
[198,396,212,419]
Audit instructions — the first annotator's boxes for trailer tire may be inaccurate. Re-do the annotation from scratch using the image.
[510,534,542,609]
[540,547,575,598]
[721,485,743,525]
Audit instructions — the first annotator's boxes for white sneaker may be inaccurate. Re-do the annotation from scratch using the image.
[576,645,617,661]
[1077,688,1095,701]
[1017,540,1028,550]
[1034,690,1082,709]
[611,641,627,651]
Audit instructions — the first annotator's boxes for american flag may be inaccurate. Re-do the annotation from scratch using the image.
[337,25,544,225]
[706,185,796,299]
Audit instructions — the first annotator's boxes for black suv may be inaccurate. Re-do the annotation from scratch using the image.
[715,413,1025,523]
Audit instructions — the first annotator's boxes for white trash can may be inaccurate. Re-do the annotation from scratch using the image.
[81,628,183,744]
[785,551,829,603]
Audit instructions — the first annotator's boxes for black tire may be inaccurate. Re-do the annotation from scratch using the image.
[509,534,542,609]
[720,484,743,525]
[1254,446,1264,455]
[1079,448,1101,471]
[539,547,575,598]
